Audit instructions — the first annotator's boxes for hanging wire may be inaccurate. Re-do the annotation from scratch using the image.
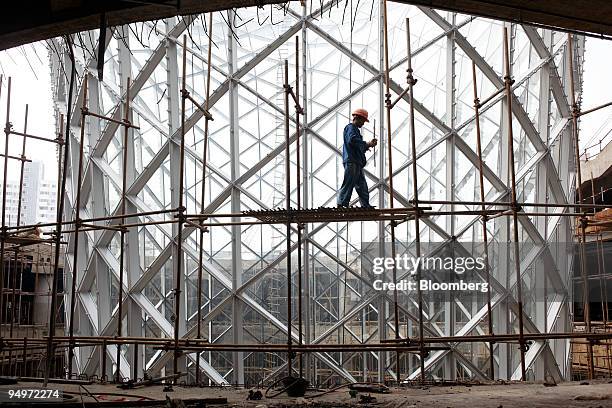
[351,0,361,30]
[129,23,149,49]
[270,3,284,26]
[257,5,270,25]
[233,9,254,29]
[220,10,243,46]
[16,46,39,80]
[113,26,134,56]
[147,20,161,43]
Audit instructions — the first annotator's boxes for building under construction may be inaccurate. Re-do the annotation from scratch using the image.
[0,0,611,406]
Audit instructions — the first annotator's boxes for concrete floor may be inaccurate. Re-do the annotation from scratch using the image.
[1,379,611,407]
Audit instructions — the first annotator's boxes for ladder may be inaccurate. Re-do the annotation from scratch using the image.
[265,29,290,374]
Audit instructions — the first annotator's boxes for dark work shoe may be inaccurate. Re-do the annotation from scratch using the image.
[362,205,376,209]
[337,204,348,208]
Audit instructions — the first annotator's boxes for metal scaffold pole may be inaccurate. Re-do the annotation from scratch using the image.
[281,42,304,380]
[300,0,311,380]
[404,18,427,384]
[173,34,189,382]
[502,26,527,381]
[471,61,497,380]
[7,101,34,377]
[295,35,304,379]
[16,104,28,227]
[284,58,293,377]
[0,77,11,348]
[381,0,404,382]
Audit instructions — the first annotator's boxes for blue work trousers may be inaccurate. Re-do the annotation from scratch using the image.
[337,162,370,207]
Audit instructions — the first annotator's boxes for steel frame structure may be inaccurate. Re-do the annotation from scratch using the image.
[29,0,601,386]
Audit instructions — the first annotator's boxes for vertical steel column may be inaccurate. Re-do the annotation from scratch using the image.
[567,33,594,380]
[227,11,244,384]
[404,18,426,384]
[534,28,551,380]
[67,76,88,378]
[165,21,181,372]
[502,27,527,381]
[471,61,496,379]
[195,12,213,385]
[116,78,131,383]
[116,27,141,381]
[82,63,109,380]
[444,12,457,380]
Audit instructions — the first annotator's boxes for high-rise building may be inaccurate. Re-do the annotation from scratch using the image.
[1,160,57,227]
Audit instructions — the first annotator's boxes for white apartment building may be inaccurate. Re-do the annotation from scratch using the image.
[1,161,57,227]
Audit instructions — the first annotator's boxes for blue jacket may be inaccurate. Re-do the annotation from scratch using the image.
[342,123,368,167]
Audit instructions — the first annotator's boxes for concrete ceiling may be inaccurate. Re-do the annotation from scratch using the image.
[395,0,612,37]
[0,0,286,51]
[1,0,612,51]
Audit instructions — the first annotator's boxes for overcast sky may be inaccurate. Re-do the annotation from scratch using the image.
[580,37,611,158]
[0,43,55,180]
[0,29,610,183]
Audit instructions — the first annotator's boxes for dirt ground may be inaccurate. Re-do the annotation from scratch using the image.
[1,379,611,407]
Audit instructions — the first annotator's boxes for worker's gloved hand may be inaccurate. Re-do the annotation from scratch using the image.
[368,138,378,148]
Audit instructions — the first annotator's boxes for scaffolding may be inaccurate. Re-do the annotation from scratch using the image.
[0,0,611,389]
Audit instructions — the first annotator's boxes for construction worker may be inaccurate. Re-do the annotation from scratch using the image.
[337,108,377,208]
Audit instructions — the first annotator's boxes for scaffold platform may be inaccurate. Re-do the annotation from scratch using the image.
[242,205,429,224]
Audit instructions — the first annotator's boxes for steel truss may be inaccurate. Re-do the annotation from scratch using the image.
[37,0,597,386]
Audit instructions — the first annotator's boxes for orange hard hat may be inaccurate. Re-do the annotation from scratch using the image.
[352,108,369,122]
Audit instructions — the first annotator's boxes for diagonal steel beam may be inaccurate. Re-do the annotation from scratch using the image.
[421,7,546,153]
